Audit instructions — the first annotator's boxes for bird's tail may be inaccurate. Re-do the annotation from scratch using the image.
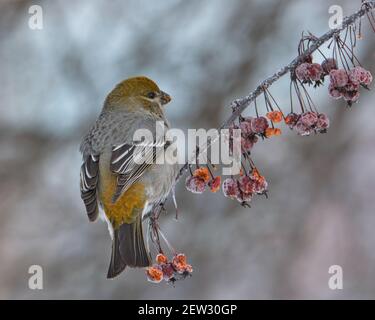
[107,214,151,278]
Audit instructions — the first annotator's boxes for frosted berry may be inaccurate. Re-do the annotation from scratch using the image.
[330,69,349,87]
[321,58,337,74]
[146,265,164,283]
[308,63,324,81]
[238,176,255,194]
[250,116,269,134]
[222,178,240,199]
[316,113,330,132]
[239,119,253,135]
[295,120,311,136]
[300,111,318,127]
[236,191,253,203]
[185,176,206,194]
[285,112,299,128]
[328,83,342,99]
[349,66,373,86]
[296,63,311,82]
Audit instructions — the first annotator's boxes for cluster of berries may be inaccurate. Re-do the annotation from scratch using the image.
[284,111,330,136]
[328,66,373,104]
[295,58,325,85]
[185,167,221,194]
[146,253,193,284]
[235,112,283,153]
[222,168,268,204]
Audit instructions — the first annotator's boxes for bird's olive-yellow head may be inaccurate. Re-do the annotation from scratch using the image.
[104,76,171,114]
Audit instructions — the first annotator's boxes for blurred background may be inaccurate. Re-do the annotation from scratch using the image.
[0,0,374,299]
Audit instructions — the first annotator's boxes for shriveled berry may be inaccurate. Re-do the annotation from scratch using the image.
[185,176,206,194]
[321,58,337,74]
[250,116,269,134]
[343,89,360,102]
[285,112,299,128]
[300,111,318,127]
[222,178,240,199]
[295,121,311,136]
[330,69,349,87]
[316,113,330,132]
[349,66,373,86]
[208,176,221,193]
[236,191,253,203]
[328,83,342,99]
[308,63,324,81]
[239,120,253,135]
[161,263,175,281]
[238,176,255,194]
[296,63,311,82]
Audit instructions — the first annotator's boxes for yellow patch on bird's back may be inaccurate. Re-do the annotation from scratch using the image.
[99,172,146,228]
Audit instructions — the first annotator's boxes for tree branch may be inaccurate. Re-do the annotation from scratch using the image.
[174,0,375,185]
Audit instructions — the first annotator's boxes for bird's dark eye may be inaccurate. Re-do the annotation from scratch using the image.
[147,92,156,99]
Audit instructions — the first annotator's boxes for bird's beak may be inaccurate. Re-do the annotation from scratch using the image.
[160,91,172,105]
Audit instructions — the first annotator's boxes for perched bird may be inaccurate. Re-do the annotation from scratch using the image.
[79,76,178,278]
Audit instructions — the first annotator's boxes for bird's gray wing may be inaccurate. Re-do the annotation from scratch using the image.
[80,154,100,221]
[110,137,167,203]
